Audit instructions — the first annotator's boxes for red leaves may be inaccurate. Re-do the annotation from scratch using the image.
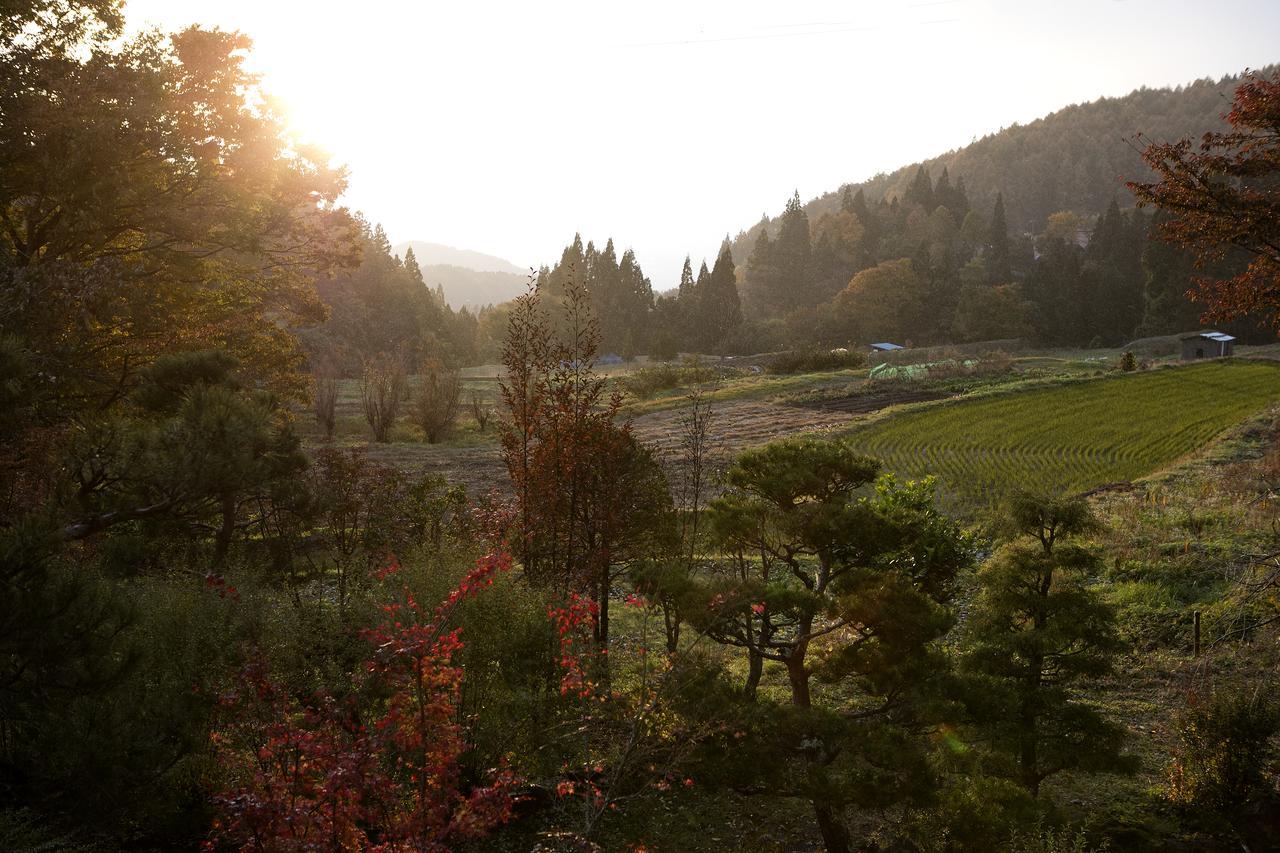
[548,592,601,699]
[207,552,517,851]
[1129,69,1280,332]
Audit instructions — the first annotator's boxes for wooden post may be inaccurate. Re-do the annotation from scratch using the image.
[1193,610,1201,658]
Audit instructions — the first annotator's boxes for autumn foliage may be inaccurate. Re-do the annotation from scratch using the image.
[1129,69,1280,331]
[206,553,517,851]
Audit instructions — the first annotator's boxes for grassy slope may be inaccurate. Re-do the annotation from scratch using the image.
[840,360,1280,510]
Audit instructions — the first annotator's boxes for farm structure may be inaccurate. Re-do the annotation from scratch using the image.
[870,342,904,353]
[1180,331,1235,360]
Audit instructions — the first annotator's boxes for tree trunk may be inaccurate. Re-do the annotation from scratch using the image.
[744,648,763,700]
[813,801,852,853]
[212,490,236,567]
[663,601,680,654]
[596,569,610,649]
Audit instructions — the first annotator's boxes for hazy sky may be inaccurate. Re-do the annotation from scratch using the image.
[123,0,1280,287]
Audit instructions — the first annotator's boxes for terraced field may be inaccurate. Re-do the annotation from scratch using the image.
[842,360,1280,509]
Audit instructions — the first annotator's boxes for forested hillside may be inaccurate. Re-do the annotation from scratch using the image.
[731,70,1266,256]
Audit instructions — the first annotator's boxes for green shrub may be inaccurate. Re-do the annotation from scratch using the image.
[1167,687,1279,811]
[766,347,866,375]
[622,359,722,399]
[0,809,99,853]
[1105,581,1185,647]
[1119,351,1138,372]
[1008,825,1107,853]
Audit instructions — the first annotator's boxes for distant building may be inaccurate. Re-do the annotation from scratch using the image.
[598,353,624,365]
[1180,331,1235,360]
[869,342,904,353]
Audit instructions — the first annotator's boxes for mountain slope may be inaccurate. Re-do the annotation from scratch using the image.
[731,68,1271,258]
[393,240,525,275]
[419,264,528,310]
[392,241,529,309]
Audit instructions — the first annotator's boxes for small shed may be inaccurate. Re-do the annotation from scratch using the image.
[1180,331,1235,360]
[598,353,624,366]
[869,342,904,354]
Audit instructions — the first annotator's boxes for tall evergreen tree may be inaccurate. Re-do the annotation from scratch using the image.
[677,255,695,300]
[1137,212,1204,335]
[699,239,743,352]
[403,246,425,285]
[904,165,935,210]
[987,193,1012,284]
[773,191,813,309]
[744,225,780,316]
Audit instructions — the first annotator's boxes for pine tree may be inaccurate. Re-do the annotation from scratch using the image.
[677,255,695,300]
[403,246,425,285]
[773,191,813,309]
[744,226,779,316]
[617,248,654,356]
[962,495,1135,796]
[987,193,1012,283]
[1083,199,1145,343]
[934,167,953,213]
[701,239,743,352]
[904,165,935,210]
[1137,212,1204,335]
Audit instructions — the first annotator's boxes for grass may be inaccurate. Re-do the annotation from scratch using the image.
[840,359,1280,511]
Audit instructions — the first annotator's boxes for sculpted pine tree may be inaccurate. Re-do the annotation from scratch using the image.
[962,494,1136,796]
[683,439,969,853]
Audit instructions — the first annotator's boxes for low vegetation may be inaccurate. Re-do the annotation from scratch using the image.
[843,360,1280,509]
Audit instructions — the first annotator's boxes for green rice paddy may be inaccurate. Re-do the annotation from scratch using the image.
[843,359,1280,508]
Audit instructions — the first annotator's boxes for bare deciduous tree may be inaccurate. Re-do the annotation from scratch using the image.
[314,369,338,440]
[413,358,461,444]
[360,351,406,443]
[470,390,493,432]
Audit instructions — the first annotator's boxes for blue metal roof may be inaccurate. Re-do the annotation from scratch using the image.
[870,342,904,350]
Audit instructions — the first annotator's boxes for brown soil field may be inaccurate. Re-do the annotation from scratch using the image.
[788,388,951,414]
[329,399,860,497]
[629,400,858,458]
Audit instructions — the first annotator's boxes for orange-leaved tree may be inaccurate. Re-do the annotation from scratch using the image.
[498,268,673,649]
[1128,69,1280,332]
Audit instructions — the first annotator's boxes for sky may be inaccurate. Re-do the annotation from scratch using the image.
[123,0,1280,288]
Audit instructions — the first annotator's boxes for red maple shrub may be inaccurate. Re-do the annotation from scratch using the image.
[205,552,517,852]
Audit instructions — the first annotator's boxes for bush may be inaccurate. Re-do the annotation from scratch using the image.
[622,359,721,399]
[1119,351,1138,372]
[1167,687,1280,811]
[766,347,866,374]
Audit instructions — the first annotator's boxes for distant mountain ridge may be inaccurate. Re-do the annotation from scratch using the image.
[730,66,1275,260]
[419,264,529,311]
[392,241,528,310]
[393,241,526,275]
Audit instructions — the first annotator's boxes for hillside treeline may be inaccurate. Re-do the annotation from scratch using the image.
[727,176,1251,350]
[297,220,502,373]
[736,71,1260,249]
